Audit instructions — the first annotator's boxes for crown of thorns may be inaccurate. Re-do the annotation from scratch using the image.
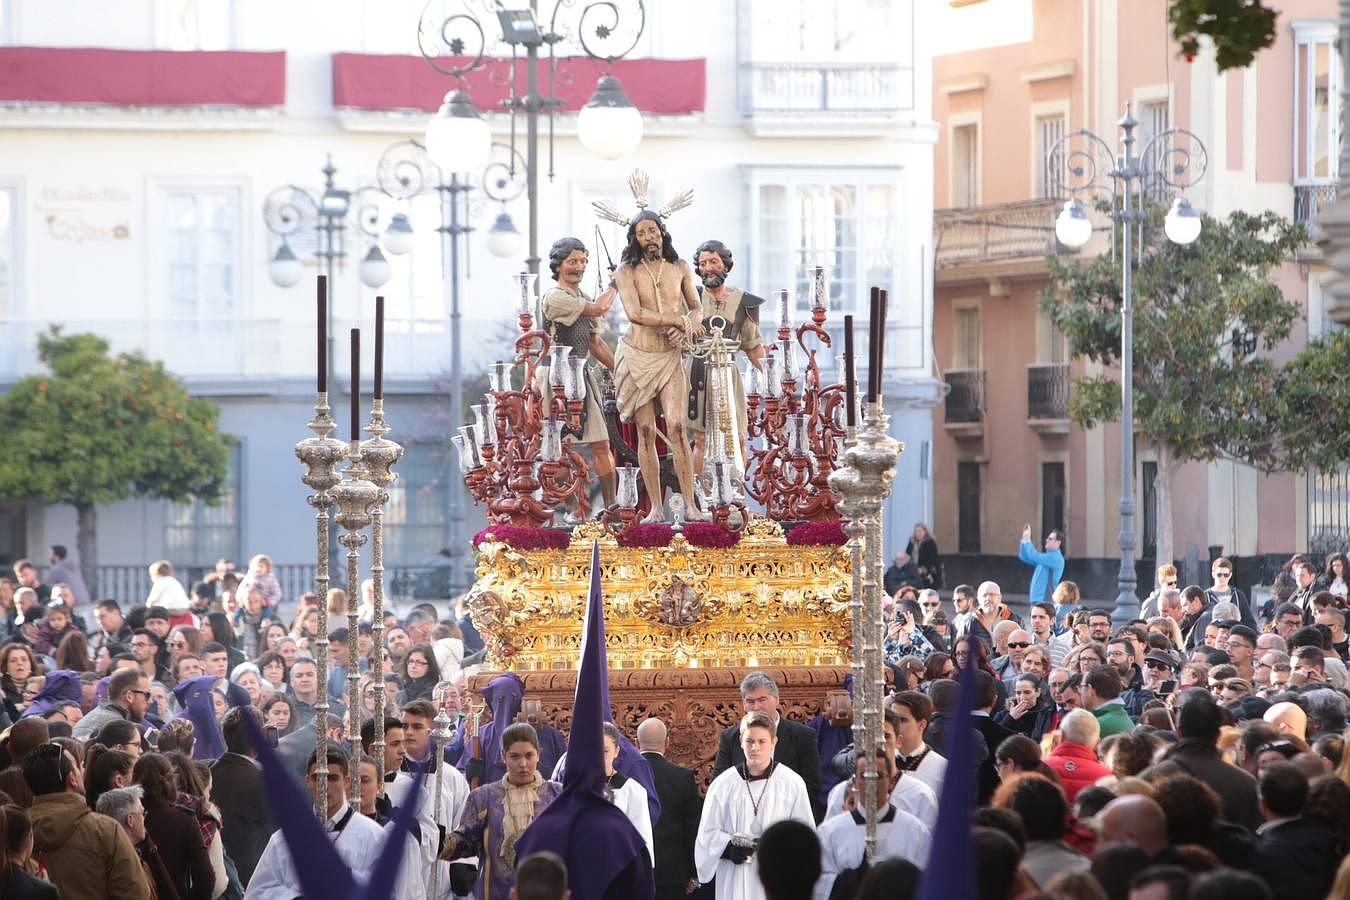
[591,169,694,227]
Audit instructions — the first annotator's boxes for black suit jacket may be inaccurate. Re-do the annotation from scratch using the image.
[711,718,823,821]
[210,751,277,885]
[971,713,1015,805]
[641,751,701,887]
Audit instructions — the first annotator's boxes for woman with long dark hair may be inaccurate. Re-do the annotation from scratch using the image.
[84,745,135,810]
[53,632,91,674]
[166,752,227,899]
[396,644,439,705]
[132,753,213,900]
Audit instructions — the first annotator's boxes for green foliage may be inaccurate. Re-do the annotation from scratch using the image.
[0,327,232,508]
[1039,207,1318,473]
[1275,329,1350,472]
[1169,0,1278,71]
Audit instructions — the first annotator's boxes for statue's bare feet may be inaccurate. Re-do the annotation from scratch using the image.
[683,499,711,522]
[640,506,665,524]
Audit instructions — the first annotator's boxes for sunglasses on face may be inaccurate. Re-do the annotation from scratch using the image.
[1006,642,1031,649]
[1144,661,1171,670]
[1214,571,1231,578]
[1163,581,1178,588]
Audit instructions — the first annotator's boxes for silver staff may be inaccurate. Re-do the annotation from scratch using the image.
[362,396,403,792]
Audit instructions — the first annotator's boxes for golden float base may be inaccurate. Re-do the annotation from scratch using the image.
[466,519,853,672]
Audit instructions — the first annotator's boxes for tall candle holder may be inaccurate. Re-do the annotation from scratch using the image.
[360,396,403,792]
[827,399,902,861]
[294,393,347,818]
[745,268,849,520]
[452,273,592,525]
[332,439,379,807]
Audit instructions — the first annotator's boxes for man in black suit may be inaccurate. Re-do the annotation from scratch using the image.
[210,706,277,885]
[1252,761,1338,899]
[637,717,702,900]
[970,671,1015,805]
[710,671,823,821]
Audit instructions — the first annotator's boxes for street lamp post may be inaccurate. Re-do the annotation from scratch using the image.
[418,0,647,275]
[1046,105,1207,627]
[375,140,525,593]
[265,156,395,577]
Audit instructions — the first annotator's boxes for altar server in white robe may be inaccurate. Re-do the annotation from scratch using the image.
[822,709,938,829]
[247,747,417,899]
[696,712,815,900]
[603,721,655,865]
[814,750,932,900]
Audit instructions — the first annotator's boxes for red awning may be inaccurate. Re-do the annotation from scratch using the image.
[332,54,705,116]
[0,47,286,107]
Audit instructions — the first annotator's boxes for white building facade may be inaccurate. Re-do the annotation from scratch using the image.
[0,0,938,601]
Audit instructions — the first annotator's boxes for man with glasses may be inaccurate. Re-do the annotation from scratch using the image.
[950,584,977,638]
[128,628,170,685]
[1314,606,1349,661]
[992,629,1032,681]
[72,667,149,741]
[26,742,152,899]
[1292,647,1326,685]
[1086,611,1113,645]
[1224,625,1258,681]
[1272,603,1306,643]
[1205,557,1256,630]
[916,589,942,626]
[1142,565,1180,618]
[1253,650,1288,690]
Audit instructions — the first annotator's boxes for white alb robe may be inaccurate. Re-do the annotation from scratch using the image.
[386,765,472,900]
[610,776,655,867]
[695,764,815,900]
[245,802,415,900]
[897,746,947,798]
[823,773,937,829]
[813,805,932,900]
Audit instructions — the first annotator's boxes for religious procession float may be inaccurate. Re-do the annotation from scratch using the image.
[296,170,902,785]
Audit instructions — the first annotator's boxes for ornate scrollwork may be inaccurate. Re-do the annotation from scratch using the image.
[1139,127,1209,191]
[417,1,492,80]
[263,186,318,239]
[1046,129,1118,200]
[376,140,436,200]
[547,0,647,64]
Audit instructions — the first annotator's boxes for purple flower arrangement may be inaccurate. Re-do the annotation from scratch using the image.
[616,523,675,548]
[682,522,742,549]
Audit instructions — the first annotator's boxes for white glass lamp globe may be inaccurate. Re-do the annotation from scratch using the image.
[268,244,303,288]
[382,213,415,256]
[486,212,522,259]
[577,75,644,160]
[1055,199,1093,248]
[1164,197,1202,245]
[358,245,393,289]
[425,89,492,174]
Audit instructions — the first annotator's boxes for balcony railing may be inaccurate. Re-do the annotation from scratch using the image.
[934,199,1064,268]
[1027,363,1070,421]
[943,368,985,424]
[739,62,912,115]
[1295,182,1338,227]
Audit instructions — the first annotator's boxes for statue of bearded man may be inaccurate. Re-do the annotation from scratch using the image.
[611,210,708,522]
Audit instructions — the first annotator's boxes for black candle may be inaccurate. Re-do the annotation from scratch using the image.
[866,287,880,402]
[843,314,857,427]
[317,275,327,394]
[350,328,360,441]
[374,295,385,400]
[875,288,888,400]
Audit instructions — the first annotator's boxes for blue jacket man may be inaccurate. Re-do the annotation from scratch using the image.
[1018,525,1064,606]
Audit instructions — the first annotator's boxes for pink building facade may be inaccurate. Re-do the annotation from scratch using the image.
[930,0,1347,597]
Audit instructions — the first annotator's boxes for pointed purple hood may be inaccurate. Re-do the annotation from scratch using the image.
[516,543,653,899]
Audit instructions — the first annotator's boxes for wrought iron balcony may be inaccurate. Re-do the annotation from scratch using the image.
[943,368,985,435]
[934,199,1066,271]
[1295,181,1337,227]
[1027,362,1070,431]
[739,61,912,117]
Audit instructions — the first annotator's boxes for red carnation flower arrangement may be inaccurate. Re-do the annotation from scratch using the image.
[682,522,742,549]
[616,523,675,548]
[472,525,571,552]
[785,520,849,546]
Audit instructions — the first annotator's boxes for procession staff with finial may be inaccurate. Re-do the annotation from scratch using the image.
[592,170,707,522]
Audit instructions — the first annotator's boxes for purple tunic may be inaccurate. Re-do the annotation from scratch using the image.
[448,776,563,900]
